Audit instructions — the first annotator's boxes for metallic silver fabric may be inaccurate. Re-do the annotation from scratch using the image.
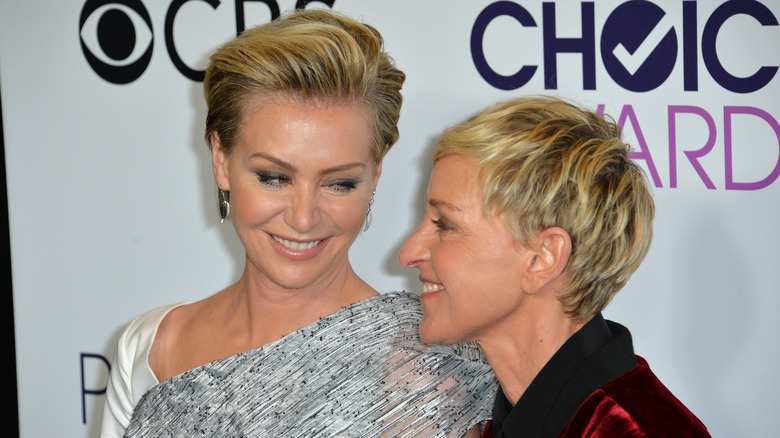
[124,292,497,437]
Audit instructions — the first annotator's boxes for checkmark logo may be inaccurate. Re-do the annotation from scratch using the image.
[613,14,674,75]
[601,1,678,91]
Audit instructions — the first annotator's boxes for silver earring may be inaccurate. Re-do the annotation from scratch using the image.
[363,189,376,232]
[218,188,230,223]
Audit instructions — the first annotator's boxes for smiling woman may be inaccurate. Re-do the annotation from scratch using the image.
[400,96,710,438]
[99,9,496,438]
[400,154,532,347]
[210,100,378,298]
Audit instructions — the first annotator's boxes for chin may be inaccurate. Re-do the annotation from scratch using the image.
[419,318,453,345]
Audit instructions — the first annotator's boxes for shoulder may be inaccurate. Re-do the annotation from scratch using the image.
[363,291,423,338]
[375,291,422,315]
[375,292,494,392]
[117,302,192,361]
[562,356,710,437]
[374,293,497,434]
[112,302,192,386]
[376,291,488,361]
[113,302,193,397]
[101,302,191,437]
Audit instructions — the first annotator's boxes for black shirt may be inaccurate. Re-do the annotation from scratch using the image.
[491,313,637,438]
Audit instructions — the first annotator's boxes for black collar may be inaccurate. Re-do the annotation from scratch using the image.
[491,313,637,438]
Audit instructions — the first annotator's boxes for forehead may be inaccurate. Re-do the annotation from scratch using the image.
[244,93,373,126]
[242,93,374,135]
[238,96,375,163]
[428,155,483,211]
[247,92,371,116]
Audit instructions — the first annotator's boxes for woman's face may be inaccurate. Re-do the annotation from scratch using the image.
[399,155,534,344]
[213,98,380,293]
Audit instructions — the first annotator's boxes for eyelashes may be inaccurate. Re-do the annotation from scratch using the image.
[255,171,290,189]
[328,179,358,192]
[430,213,459,233]
[431,218,450,231]
[254,171,359,193]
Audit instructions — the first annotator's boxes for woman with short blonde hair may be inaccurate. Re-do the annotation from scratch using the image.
[401,96,709,437]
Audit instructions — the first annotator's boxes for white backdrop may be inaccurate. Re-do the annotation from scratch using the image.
[1,1,778,436]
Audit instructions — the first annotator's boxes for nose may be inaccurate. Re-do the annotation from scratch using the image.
[398,222,431,268]
[285,186,321,233]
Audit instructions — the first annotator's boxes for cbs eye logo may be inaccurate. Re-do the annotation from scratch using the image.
[79,0,153,85]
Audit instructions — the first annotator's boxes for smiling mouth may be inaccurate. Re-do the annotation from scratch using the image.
[422,283,444,293]
[272,235,322,251]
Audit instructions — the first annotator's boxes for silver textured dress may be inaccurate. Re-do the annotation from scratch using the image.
[122,292,497,437]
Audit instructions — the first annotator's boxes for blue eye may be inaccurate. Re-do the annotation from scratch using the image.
[256,171,290,188]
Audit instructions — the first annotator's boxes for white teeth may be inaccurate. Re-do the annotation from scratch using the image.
[423,283,444,293]
[273,236,321,251]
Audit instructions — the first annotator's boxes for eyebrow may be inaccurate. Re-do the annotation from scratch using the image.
[250,152,295,171]
[249,152,366,175]
[428,198,463,212]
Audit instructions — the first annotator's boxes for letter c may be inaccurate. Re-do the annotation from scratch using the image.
[471,1,538,90]
[166,0,221,82]
[702,0,778,93]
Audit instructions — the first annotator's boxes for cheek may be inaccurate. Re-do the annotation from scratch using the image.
[324,196,368,231]
[436,247,497,312]
[419,288,477,344]
[435,245,481,287]
[228,185,287,228]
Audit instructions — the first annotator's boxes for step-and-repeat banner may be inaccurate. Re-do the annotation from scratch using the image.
[2,1,778,436]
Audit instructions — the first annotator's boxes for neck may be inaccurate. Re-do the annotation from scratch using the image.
[221,255,376,345]
[476,298,584,405]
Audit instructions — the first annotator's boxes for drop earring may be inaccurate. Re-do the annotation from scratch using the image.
[218,188,230,223]
[363,189,376,232]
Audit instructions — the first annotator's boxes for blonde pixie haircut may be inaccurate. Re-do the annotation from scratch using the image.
[434,96,655,321]
[203,9,405,163]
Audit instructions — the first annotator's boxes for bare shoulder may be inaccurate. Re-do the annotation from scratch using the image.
[147,303,188,381]
[148,293,224,381]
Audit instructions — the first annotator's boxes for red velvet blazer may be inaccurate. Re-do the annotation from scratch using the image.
[558,356,709,437]
[483,357,709,437]
[482,315,709,437]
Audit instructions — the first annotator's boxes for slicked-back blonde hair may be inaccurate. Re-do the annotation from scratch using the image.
[203,9,405,163]
[434,96,655,320]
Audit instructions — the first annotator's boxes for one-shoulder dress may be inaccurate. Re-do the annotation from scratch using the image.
[101,291,497,437]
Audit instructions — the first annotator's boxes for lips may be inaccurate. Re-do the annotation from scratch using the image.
[272,235,322,250]
[268,233,327,261]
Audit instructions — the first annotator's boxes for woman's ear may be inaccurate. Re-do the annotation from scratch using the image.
[522,227,572,294]
[210,132,230,190]
[372,159,383,187]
